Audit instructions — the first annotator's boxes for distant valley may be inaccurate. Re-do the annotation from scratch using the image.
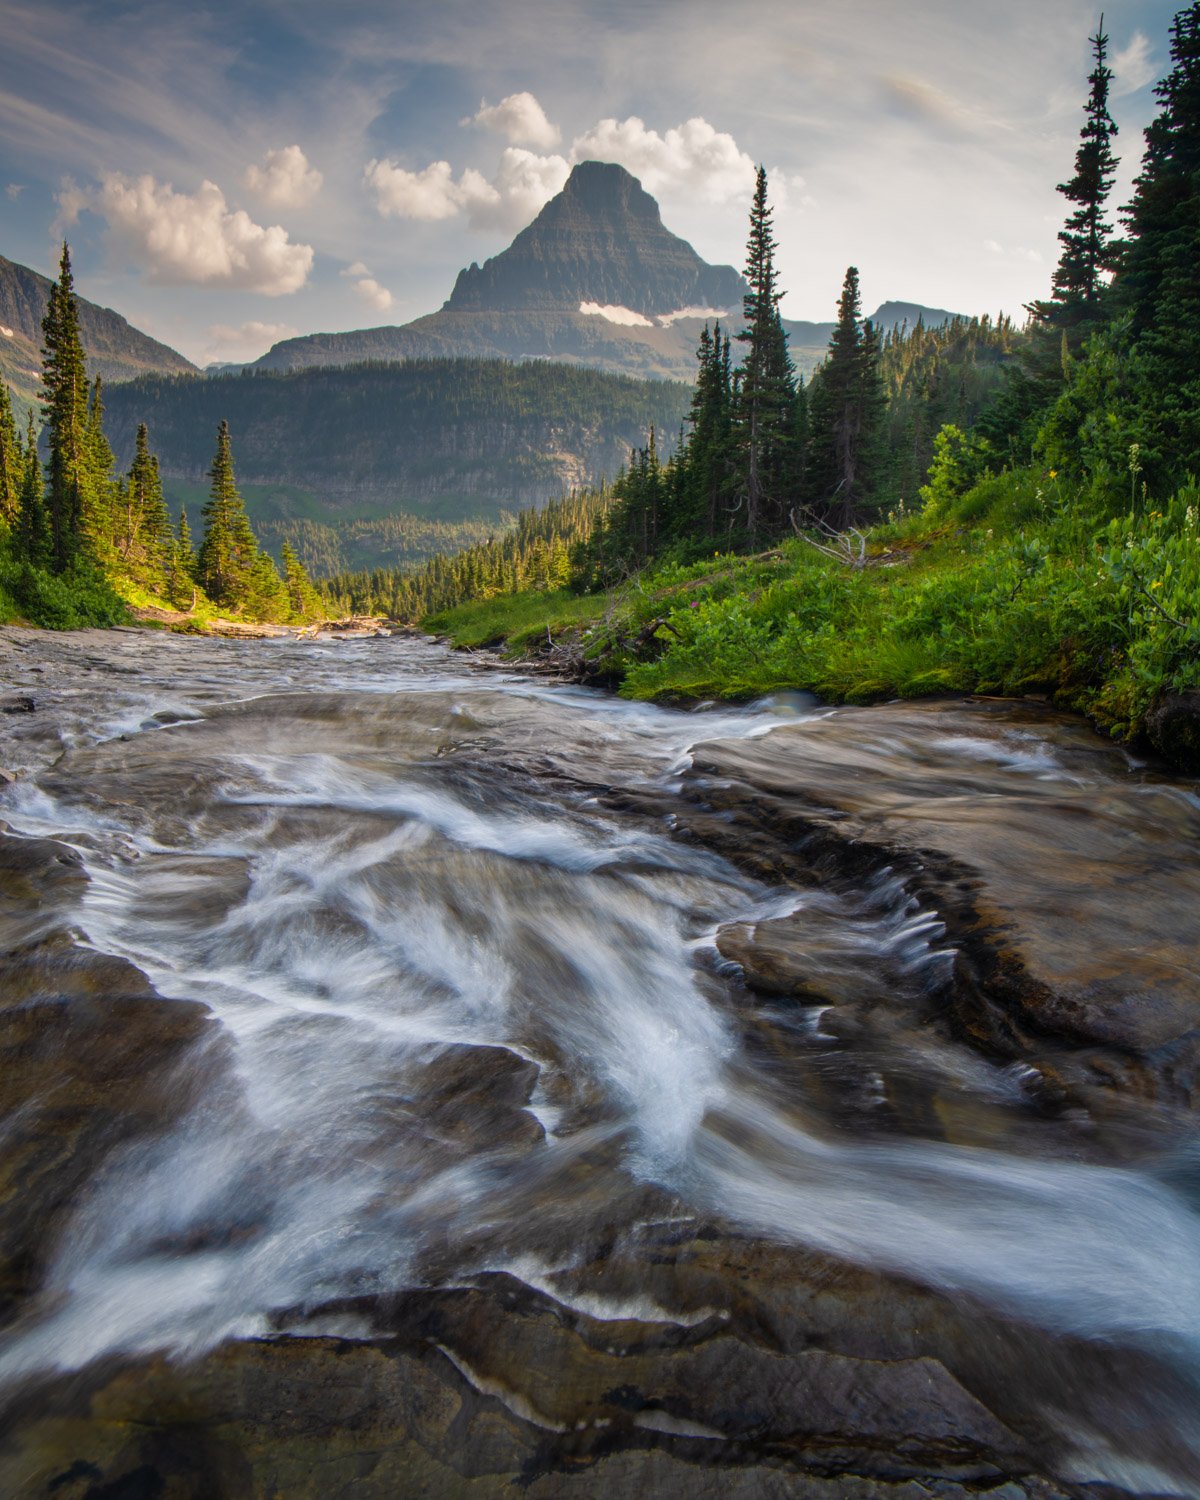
[100,360,692,567]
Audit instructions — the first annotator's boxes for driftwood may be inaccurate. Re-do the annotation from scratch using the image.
[789,509,869,570]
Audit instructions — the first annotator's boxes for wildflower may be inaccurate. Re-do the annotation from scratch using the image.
[1049,469,1058,479]
[689,600,700,609]
[1152,580,1163,589]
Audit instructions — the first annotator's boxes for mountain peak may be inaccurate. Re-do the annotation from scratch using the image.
[443,163,745,318]
[560,160,659,217]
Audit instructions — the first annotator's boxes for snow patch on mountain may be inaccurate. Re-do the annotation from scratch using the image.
[579,302,655,328]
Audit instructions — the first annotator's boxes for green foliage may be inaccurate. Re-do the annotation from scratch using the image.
[0,545,127,629]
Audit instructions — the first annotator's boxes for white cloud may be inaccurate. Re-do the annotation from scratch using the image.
[364,158,473,221]
[244,145,322,209]
[570,115,755,203]
[354,278,393,311]
[1113,32,1156,97]
[5,183,23,199]
[467,92,560,150]
[205,319,297,361]
[365,112,753,234]
[339,260,393,311]
[465,147,569,231]
[365,149,569,233]
[58,172,314,294]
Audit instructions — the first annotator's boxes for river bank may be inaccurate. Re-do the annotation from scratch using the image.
[417,477,1200,776]
[1,629,1199,1496]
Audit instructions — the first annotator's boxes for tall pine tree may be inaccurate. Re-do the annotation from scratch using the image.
[806,267,885,526]
[40,244,91,572]
[1031,18,1120,344]
[1108,0,1200,478]
[735,167,795,538]
[197,420,258,608]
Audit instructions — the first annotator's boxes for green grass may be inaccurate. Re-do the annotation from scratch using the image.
[423,468,1200,760]
[425,588,610,651]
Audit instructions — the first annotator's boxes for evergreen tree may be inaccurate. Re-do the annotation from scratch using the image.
[280,539,322,622]
[806,267,886,525]
[1114,0,1200,479]
[14,413,52,569]
[0,381,20,526]
[244,548,288,620]
[684,322,735,537]
[197,420,258,607]
[734,167,795,538]
[119,423,172,581]
[83,375,118,554]
[167,507,199,610]
[1031,17,1120,344]
[40,243,91,571]
[1119,0,1200,344]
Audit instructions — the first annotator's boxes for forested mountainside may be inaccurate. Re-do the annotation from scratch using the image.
[99,359,691,521]
[0,253,196,410]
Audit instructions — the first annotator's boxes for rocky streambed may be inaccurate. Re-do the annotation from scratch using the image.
[1,626,1199,1498]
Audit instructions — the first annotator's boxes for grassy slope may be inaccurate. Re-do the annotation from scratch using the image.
[423,468,1200,759]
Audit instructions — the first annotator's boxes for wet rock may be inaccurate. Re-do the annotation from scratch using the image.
[0,833,216,1319]
[1146,690,1200,774]
[680,701,1200,1115]
[0,695,36,714]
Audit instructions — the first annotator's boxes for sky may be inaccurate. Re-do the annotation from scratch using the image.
[0,0,1181,367]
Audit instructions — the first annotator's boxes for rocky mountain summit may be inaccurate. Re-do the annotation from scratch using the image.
[445,160,746,317]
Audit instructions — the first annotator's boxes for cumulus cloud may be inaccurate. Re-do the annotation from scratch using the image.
[58,173,314,294]
[205,320,297,361]
[1113,32,1156,97]
[467,92,560,149]
[365,149,569,233]
[465,147,570,231]
[365,112,755,232]
[364,158,475,221]
[244,145,323,209]
[339,260,393,312]
[571,116,755,203]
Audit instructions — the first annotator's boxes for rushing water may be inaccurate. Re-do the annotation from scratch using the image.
[2,629,1200,1492]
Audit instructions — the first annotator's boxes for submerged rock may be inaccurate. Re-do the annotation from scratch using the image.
[1146,689,1200,773]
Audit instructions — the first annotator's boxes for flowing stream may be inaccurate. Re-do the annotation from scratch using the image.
[2,628,1200,1495]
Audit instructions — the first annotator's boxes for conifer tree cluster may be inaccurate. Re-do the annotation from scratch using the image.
[322,491,604,620]
[0,244,322,629]
[574,171,893,585]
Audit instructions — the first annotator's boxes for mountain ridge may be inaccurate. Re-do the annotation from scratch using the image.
[0,253,197,411]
